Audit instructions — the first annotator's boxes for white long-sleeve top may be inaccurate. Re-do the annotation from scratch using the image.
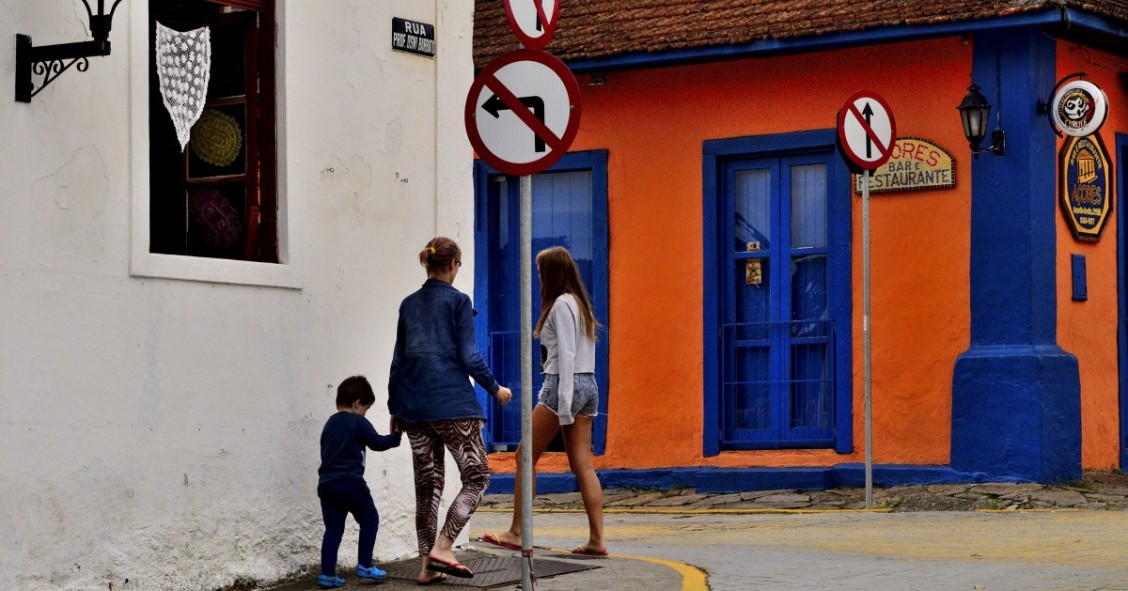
[538,293,597,425]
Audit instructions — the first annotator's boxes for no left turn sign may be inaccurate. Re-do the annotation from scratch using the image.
[465,48,581,176]
[837,91,896,171]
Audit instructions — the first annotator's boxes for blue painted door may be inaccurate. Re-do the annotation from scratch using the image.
[1119,133,1128,471]
[474,151,609,454]
[721,154,836,449]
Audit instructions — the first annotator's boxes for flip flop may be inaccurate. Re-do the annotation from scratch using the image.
[416,572,448,586]
[571,546,609,557]
[479,532,522,551]
[426,557,474,579]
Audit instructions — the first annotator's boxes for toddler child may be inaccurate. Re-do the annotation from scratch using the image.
[317,375,402,589]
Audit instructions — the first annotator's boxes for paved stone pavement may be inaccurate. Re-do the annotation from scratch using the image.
[471,508,1128,591]
[246,471,1128,591]
[479,469,1128,512]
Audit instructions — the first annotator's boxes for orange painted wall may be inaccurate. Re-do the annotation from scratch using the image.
[490,36,978,475]
[1055,42,1125,470]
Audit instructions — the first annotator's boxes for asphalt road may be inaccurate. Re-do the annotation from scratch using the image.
[471,508,1128,591]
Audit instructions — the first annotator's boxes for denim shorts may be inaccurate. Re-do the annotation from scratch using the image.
[537,373,599,419]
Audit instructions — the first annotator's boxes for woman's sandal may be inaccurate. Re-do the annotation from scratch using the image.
[480,532,522,551]
[426,557,475,578]
[417,572,448,586]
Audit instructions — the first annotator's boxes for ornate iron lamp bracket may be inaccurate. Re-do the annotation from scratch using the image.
[15,0,124,102]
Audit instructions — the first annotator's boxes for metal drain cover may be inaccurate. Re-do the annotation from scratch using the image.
[385,555,600,588]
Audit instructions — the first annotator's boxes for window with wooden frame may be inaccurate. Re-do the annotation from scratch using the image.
[148,0,277,262]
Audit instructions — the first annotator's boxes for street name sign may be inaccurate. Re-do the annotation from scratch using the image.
[391,17,435,58]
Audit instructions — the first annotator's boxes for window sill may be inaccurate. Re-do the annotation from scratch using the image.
[130,252,302,289]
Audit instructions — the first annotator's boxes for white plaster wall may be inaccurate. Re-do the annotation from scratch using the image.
[0,1,476,589]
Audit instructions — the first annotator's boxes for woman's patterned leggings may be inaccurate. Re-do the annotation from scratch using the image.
[404,418,490,556]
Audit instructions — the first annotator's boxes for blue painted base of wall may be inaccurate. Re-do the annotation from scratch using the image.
[485,464,998,495]
[951,345,1082,483]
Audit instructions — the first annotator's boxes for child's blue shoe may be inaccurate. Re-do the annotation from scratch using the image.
[318,574,346,588]
[356,564,387,580]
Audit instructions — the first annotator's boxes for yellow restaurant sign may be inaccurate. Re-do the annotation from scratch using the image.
[1060,133,1112,242]
[853,137,955,194]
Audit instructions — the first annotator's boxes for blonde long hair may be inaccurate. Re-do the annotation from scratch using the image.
[534,246,599,340]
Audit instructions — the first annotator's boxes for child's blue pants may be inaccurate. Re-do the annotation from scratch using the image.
[318,478,380,576]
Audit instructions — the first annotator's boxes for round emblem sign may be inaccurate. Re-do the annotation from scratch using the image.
[1051,80,1108,137]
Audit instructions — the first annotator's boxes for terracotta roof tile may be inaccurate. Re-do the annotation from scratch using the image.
[474,0,1128,67]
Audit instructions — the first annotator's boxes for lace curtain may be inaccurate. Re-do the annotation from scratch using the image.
[155,23,212,151]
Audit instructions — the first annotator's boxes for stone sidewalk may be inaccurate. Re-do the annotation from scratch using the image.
[479,469,1128,512]
[245,470,1128,591]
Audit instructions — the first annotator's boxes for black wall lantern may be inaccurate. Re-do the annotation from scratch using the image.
[15,0,125,102]
[957,84,1005,158]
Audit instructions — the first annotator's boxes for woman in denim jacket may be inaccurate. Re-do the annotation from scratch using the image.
[388,236,512,584]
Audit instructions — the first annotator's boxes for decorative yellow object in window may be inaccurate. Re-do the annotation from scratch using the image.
[190,109,243,167]
[745,241,762,286]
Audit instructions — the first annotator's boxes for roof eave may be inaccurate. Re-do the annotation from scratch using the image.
[560,7,1126,74]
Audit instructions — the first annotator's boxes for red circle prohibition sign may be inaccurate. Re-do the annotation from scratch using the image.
[837,90,896,171]
[504,0,559,50]
[465,49,581,177]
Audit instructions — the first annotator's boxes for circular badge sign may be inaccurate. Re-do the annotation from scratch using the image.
[1052,80,1108,137]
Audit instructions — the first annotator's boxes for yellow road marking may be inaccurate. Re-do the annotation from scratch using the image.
[540,545,710,591]
[477,507,891,515]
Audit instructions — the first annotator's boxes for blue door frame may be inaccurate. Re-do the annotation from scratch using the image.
[703,130,853,456]
[473,150,610,455]
[1118,132,1128,471]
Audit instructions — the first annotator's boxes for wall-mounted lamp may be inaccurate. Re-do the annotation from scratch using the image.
[15,0,124,103]
[956,84,1005,158]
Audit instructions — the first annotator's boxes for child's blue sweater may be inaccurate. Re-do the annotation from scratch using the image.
[318,412,401,485]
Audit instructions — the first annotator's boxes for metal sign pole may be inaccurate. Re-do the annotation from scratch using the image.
[518,174,534,589]
[469,7,574,582]
[863,169,873,509]
[837,91,891,511]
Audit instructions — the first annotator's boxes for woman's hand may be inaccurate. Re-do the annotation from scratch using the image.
[495,386,513,405]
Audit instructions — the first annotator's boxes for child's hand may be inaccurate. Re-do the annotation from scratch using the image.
[495,386,513,405]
